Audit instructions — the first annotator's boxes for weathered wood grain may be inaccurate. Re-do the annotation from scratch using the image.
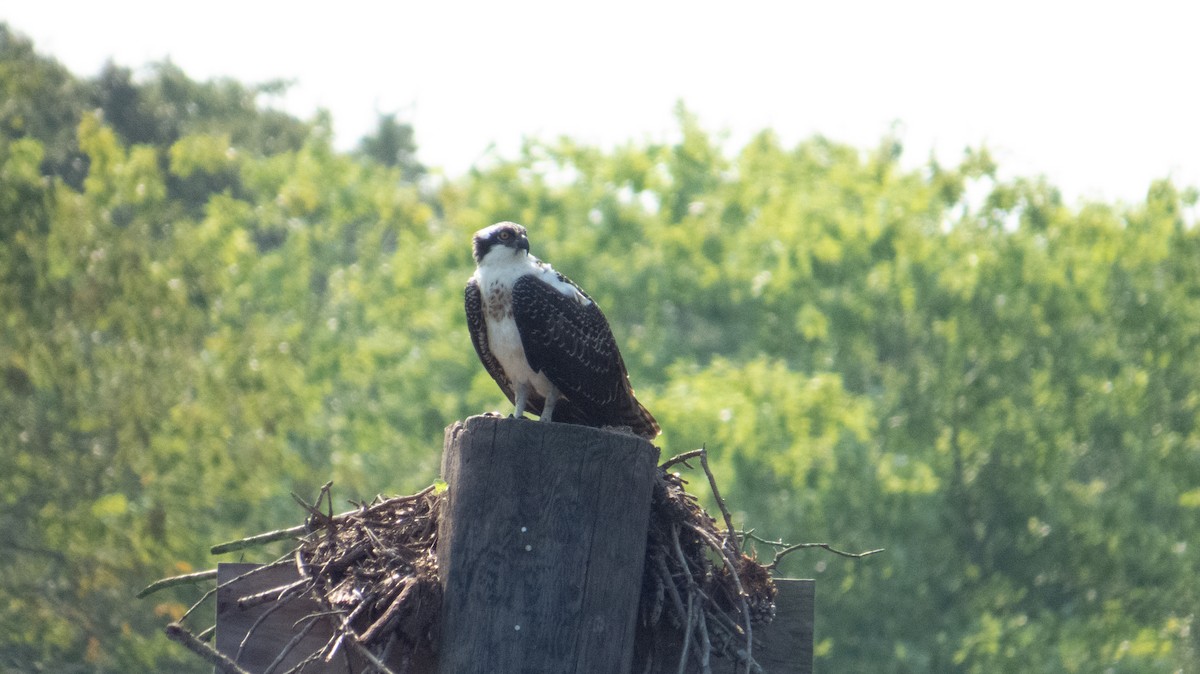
[436,415,660,674]
[739,579,814,674]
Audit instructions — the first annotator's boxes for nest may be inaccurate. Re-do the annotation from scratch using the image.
[637,460,777,673]
[297,486,443,669]
[152,450,781,674]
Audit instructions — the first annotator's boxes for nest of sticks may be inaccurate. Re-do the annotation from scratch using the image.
[636,450,778,673]
[150,449,784,674]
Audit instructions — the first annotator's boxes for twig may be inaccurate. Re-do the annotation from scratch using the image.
[164,622,253,674]
[322,632,346,664]
[698,448,741,558]
[177,557,293,625]
[737,530,783,548]
[179,587,217,624]
[661,448,706,471]
[291,491,333,535]
[655,549,687,624]
[359,579,416,644]
[261,614,322,674]
[684,521,754,674]
[347,637,399,674]
[195,625,215,643]
[137,569,219,598]
[237,578,309,610]
[675,551,696,674]
[211,525,309,555]
[695,602,713,674]
[667,523,697,674]
[279,647,323,674]
[766,542,885,570]
[211,487,436,555]
[237,594,295,663]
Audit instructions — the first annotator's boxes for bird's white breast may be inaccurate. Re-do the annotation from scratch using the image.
[472,250,586,397]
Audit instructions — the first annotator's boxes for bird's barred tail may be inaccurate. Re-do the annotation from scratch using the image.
[624,396,660,440]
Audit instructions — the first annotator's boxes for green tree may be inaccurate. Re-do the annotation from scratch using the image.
[357,112,424,181]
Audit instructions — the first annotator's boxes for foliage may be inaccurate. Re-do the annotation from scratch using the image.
[357,112,424,181]
[2,23,1198,672]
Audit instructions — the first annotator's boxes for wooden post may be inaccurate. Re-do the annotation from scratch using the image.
[436,415,660,674]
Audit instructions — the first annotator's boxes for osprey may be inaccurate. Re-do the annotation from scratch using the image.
[465,222,660,439]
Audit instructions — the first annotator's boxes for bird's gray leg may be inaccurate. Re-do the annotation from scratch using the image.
[541,386,561,422]
[513,381,530,419]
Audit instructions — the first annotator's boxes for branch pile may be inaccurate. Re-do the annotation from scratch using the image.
[296,485,442,670]
[149,450,785,673]
[637,452,777,673]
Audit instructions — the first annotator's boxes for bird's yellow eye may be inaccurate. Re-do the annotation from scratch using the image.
[498,230,511,240]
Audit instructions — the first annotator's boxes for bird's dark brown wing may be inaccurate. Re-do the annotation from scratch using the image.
[511,274,659,438]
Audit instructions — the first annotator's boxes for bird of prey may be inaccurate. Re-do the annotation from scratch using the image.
[465,222,660,439]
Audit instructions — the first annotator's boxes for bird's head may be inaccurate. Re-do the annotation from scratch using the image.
[472,222,530,264]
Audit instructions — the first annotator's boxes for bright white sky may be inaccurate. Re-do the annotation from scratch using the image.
[4,0,1198,204]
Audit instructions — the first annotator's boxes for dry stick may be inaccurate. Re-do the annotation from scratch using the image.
[767,542,886,571]
[211,487,437,555]
[359,579,416,644]
[347,637,399,674]
[685,522,755,674]
[261,616,322,674]
[698,448,741,559]
[295,608,357,630]
[177,557,294,625]
[164,623,253,674]
[739,530,885,564]
[661,448,706,471]
[319,587,400,674]
[137,569,219,598]
[676,581,696,674]
[318,481,334,519]
[303,573,347,665]
[334,598,372,638]
[647,550,666,625]
[322,632,347,664]
[174,557,288,631]
[279,647,324,674]
[179,586,219,625]
[695,604,713,674]
[237,578,309,610]
[292,492,333,535]
[311,569,400,674]
[211,524,309,555]
[655,550,687,624]
[696,599,762,674]
[671,524,701,674]
[236,594,297,663]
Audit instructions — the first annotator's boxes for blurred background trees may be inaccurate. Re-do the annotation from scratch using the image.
[1,23,1197,672]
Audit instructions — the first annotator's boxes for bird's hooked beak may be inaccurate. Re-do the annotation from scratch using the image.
[515,233,530,253]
